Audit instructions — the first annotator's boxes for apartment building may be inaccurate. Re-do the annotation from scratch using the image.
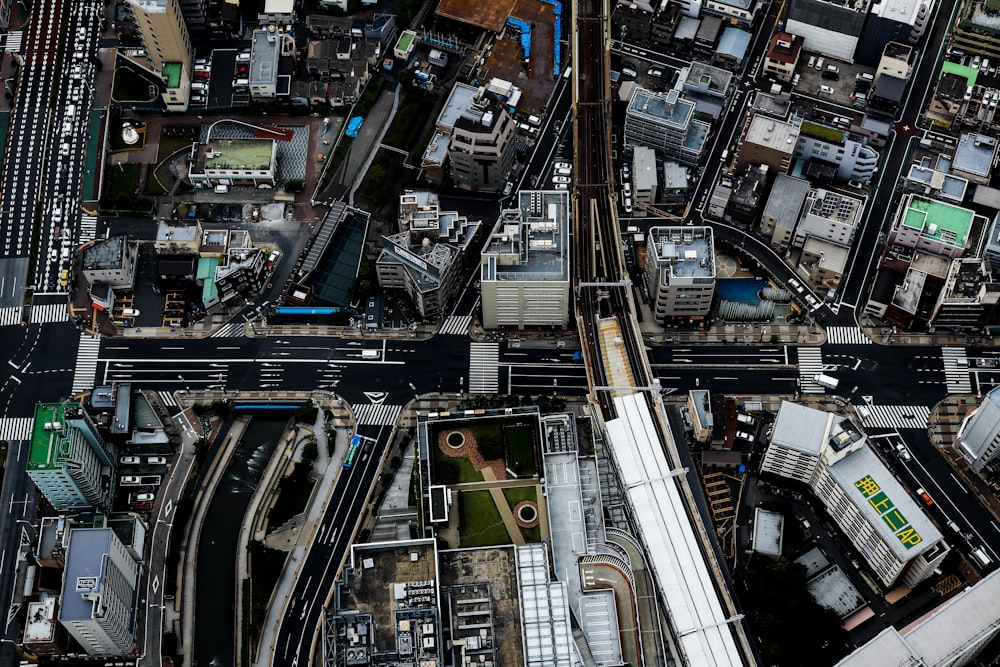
[763,32,803,82]
[889,194,981,259]
[376,234,463,319]
[795,119,880,183]
[624,88,710,166]
[125,0,192,111]
[735,113,800,174]
[792,189,863,248]
[958,386,1000,474]
[644,226,717,322]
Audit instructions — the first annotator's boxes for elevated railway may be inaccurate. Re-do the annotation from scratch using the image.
[570,0,758,664]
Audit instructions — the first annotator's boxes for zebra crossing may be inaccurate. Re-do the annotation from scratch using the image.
[1,31,23,53]
[856,404,931,430]
[157,391,179,409]
[439,315,472,336]
[209,320,246,338]
[71,334,102,394]
[469,342,500,394]
[79,215,98,242]
[29,302,67,324]
[0,418,32,442]
[941,347,972,394]
[352,403,403,427]
[0,307,23,327]
[825,326,871,345]
[797,348,826,394]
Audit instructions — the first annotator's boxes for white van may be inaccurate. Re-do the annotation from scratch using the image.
[819,85,835,95]
[191,81,207,92]
[214,184,229,194]
[123,308,140,317]
[527,114,541,126]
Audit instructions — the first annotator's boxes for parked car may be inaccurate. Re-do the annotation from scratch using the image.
[147,456,168,465]
[553,175,571,184]
[554,161,571,170]
[133,493,155,502]
[818,85,835,95]
[120,456,141,465]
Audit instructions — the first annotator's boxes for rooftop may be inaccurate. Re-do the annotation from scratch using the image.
[199,139,275,171]
[24,596,56,643]
[437,83,480,131]
[28,403,74,468]
[870,0,927,22]
[162,62,182,89]
[770,401,831,457]
[763,174,810,227]
[481,190,571,282]
[59,528,120,623]
[744,113,800,153]
[766,32,802,64]
[901,196,974,247]
[627,88,695,131]
[803,237,850,271]
[953,133,997,177]
[250,29,280,85]
[827,446,942,560]
[127,0,167,12]
[633,146,658,191]
[807,189,862,222]
[82,235,129,271]
[157,220,200,243]
[799,120,847,144]
[648,226,716,278]
[751,508,783,556]
[717,27,752,58]
[941,60,979,87]
[685,61,734,96]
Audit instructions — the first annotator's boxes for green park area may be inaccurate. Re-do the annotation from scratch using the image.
[458,490,508,547]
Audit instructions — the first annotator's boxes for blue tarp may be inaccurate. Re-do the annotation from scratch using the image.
[506,17,532,61]
[345,116,364,138]
[543,0,563,77]
[275,306,349,315]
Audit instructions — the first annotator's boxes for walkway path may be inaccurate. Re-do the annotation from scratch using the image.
[481,468,526,547]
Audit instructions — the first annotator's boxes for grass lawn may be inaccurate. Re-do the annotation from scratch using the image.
[470,422,502,447]
[156,135,195,164]
[104,163,141,203]
[360,147,418,215]
[502,487,541,543]
[459,490,511,547]
[430,434,483,484]
[504,424,539,477]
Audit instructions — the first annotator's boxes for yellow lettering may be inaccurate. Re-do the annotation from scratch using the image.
[854,476,881,498]
[896,528,923,548]
[882,509,908,532]
[868,492,893,514]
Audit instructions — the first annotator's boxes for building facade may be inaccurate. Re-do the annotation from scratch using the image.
[480,191,571,329]
[959,386,1000,474]
[763,32,803,82]
[795,120,880,182]
[624,88,709,166]
[26,403,115,513]
[125,0,192,111]
[644,226,717,322]
[81,236,139,290]
[58,528,139,656]
[376,233,463,319]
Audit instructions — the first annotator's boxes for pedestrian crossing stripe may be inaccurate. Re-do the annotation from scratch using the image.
[71,334,102,394]
[79,214,98,241]
[825,326,871,345]
[439,315,472,336]
[157,391,178,408]
[0,418,32,442]
[941,347,972,394]
[209,321,245,338]
[856,405,931,429]
[469,342,500,394]
[352,403,403,426]
[0,307,23,327]
[29,302,67,324]
[797,348,826,394]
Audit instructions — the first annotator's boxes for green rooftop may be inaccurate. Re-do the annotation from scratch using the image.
[799,120,846,143]
[202,139,275,170]
[28,403,75,469]
[941,61,978,87]
[198,256,219,302]
[163,62,182,89]
[902,196,974,246]
[396,31,415,52]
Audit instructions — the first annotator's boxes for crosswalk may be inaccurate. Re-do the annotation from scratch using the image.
[0,418,32,442]
[157,391,179,409]
[79,215,98,242]
[941,347,972,394]
[0,307,23,327]
[439,315,471,336]
[797,347,826,394]
[352,403,403,426]
[856,405,931,430]
[29,302,67,324]
[209,321,246,338]
[469,342,500,394]
[71,334,102,394]
[1,31,23,53]
[825,326,871,345]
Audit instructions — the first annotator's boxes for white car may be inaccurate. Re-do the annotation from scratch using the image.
[133,493,155,502]
[52,209,62,224]
[147,456,168,465]
[554,161,571,170]
[554,183,569,190]
[120,456,141,465]
[552,176,571,184]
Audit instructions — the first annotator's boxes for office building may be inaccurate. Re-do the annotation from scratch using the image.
[376,233,462,319]
[735,113,800,174]
[951,133,998,185]
[795,119,880,183]
[889,194,982,259]
[763,32,803,82]
[786,0,869,61]
[422,83,517,193]
[397,190,483,258]
[958,386,1000,474]
[792,189,863,248]
[632,147,658,204]
[26,403,115,513]
[799,237,850,292]
[952,0,1000,60]
[760,174,810,249]
[856,0,929,67]
[930,258,1000,331]
[58,528,139,656]
[249,27,281,100]
[82,236,139,290]
[624,88,710,166]
[678,62,734,120]
[124,0,192,111]
[761,401,948,587]
[480,190,571,329]
[875,41,916,81]
[644,226,716,322]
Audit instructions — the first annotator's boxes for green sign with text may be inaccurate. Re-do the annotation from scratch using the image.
[855,475,922,549]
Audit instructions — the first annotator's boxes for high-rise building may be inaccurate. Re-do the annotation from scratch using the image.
[26,403,115,513]
[958,386,1000,474]
[125,0,192,111]
[624,88,710,166]
[58,528,139,656]
[480,190,571,329]
[644,226,716,323]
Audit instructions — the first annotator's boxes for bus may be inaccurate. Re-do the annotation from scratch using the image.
[344,434,363,469]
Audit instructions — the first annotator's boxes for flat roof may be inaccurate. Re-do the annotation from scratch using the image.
[29,403,73,468]
[827,446,942,561]
[717,27,751,58]
[435,0,515,32]
[953,132,997,177]
[201,139,275,170]
[649,226,715,278]
[516,544,576,667]
[437,83,479,131]
[250,29,280,85]
[82,235,128,271]
[605,393,744,667]
[481,190,571,282]
[770,400,830,457]
[763,174,810,228]
[627,88,694,131]
[162,62,182,88]
[941,60,979,86]
[751,508,783,556]
[901,196,974,246]
[745,113,799,154]
[633,146,658,191]
[59,528,116,622]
